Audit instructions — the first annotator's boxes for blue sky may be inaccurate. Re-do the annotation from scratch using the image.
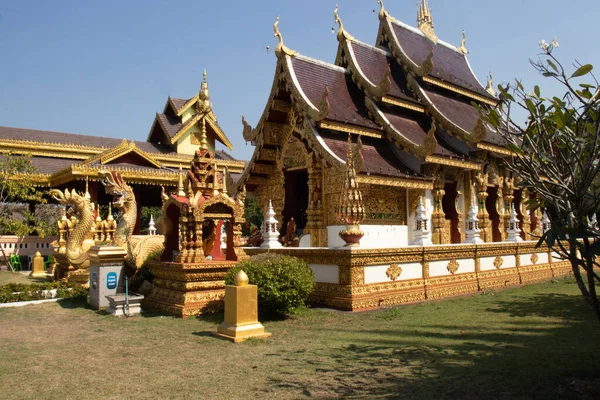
[0,0,598,161]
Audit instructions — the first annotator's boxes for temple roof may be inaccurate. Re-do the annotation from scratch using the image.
[0,126,178,155]
[289,55,379,131]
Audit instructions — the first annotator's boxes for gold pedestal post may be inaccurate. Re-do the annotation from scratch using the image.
[213,270,271,343]
[29,251,46,278]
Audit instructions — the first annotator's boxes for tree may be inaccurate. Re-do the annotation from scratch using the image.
[243,197,264,236]
[485,39,600,320]
[0,153,54,269]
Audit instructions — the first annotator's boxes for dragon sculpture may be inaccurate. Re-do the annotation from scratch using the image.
[99,170,165,268]
[49,188,96,270]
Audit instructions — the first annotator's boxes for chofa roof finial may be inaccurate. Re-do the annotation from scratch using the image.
[273,16,297,57]
[417,0,437,43]
[486,72,496,96]
[457,29,468,54]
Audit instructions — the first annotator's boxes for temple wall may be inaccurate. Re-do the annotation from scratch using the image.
[327,225,409,248]
[308,264,339,284]
[0,235,57,258]
[246,241,572,311]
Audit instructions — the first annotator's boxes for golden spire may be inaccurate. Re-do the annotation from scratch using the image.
[107,203,114,221]
[84,176,91,200]
[177,164,186,197]
[273,16,297,57]
[486,72,496,96]
[196,68,212,114]
[457,29,468,54]
[200,118,208,151]
[417,0,438,43]
[336,134,365,226]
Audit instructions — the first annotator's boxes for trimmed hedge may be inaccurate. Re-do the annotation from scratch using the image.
[0,280,87,303]
[225,253,315,318]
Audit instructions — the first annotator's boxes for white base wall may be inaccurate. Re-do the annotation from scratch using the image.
[364,262,422,284]
[327,225,408,249]
[308,264,339,284]
[429,258,475,277]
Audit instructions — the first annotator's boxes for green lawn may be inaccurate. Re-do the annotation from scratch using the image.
[0,271,47,286]
[0,278,598,399]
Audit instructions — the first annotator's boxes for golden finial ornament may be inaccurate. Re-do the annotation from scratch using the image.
[84,176,91,199]
[457,29,468,54]
[273,16,297,57]
[334,4,354,41]
[234,270,249,286]
[196,68,212,114]
[107,202,114,221]
[177,164,186,197]
[486,72,496,96]
[417,0,438,43]
[336,134,366,247]
[200,118,208,151]
[377,0,395,21]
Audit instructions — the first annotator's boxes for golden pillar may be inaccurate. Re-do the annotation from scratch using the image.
[214,270,271,343]
[502,176,515,242]
[305,153,327,247]
[521,188,531,240]
[476,172,491,242]
[431,174,448,244]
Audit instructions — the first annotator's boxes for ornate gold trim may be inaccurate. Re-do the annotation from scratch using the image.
[424,154,481,170]
[447,259,459,274]
[493,255,503,269]
[476,142,513,156]
[422,76,498,106]
[386,264,402,281]
[318,121,383,139]
[381,96,425,112]
[356,175,433,189]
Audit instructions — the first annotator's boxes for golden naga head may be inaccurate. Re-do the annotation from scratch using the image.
[99,170,133,210]
[50,188,91,218]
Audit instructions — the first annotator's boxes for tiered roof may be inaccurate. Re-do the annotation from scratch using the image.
[0,72,243,187]
[239,1,507,192]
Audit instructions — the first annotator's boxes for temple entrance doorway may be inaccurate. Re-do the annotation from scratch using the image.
[282,169,308,237]
[161,203,180,262]
[442,182,461,244]
[486,186,502,242]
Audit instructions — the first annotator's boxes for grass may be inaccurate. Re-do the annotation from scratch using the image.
[0,278,599,399]
[0,271,47,286]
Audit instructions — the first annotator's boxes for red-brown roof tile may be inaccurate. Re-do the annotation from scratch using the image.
[318,132,428,179]
[289,56,380,130]
[422,87,504,145]
[349,41,414,102]
[0,126,179,155]
[389,21,493,99]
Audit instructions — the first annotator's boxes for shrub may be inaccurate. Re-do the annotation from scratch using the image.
[0,279,87,303]
[225,253,315,318]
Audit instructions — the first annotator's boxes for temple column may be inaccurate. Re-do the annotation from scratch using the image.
[431,174,449,244]
[520,188,531,240]
[305,153,327,247]
[502,176,515,242]
[476,172,492,242]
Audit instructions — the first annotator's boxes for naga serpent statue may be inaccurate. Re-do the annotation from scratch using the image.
[49,188,96,270]
[99,170,165,269]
